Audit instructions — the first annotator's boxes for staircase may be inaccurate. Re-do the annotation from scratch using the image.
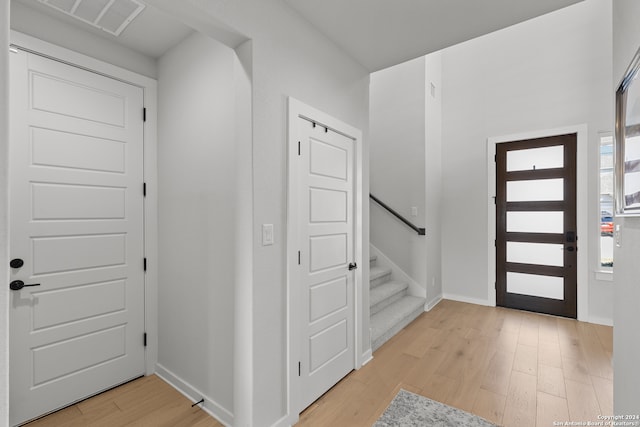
[369,254,426,352]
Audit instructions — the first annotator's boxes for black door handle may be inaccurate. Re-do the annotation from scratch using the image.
[10,280,41,291]
[348,262,357,271]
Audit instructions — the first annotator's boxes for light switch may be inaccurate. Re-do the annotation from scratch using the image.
[411,207,418,217]
[262,224,274,246]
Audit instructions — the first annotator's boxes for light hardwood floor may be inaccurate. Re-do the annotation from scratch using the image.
[24,375,223,427]
[26,300,613,426]
[298,300,613,427]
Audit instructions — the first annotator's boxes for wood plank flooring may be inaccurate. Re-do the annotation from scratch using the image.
[298,300,613,427]
[24,375,223,427]
[26,300,612,427]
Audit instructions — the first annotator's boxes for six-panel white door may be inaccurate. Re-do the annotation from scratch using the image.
[9,50,145,425]
[297,119,355,410]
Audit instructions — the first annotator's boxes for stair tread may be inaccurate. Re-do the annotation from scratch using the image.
[370,281,408,307]
[371,295,425,341]
[369,266,392,281]
[369,254,377,262]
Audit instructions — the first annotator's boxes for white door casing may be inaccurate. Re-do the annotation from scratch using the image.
[9,49,145,425]
[287,97,364,418]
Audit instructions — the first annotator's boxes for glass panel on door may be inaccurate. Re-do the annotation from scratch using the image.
[507,145,564,171]
[506,178,564,202]
[506,242,564,267]
[507,211,563,233]
[506,272,564,300]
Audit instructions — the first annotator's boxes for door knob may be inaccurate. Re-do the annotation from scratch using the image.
[9,280,41,291]
[348,262,357,271]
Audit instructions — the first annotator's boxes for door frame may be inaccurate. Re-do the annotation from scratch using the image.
[286,97,364,423]
[487,125,588,321]
[9,30,159,376]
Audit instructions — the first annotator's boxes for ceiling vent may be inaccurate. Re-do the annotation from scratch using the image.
[38,0,146,36]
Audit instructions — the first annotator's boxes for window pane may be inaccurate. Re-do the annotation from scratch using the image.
[507,145,564,171]
[507,211,563,233]
[507,272,564,300]
[507,178,564,202]
[600,134,614,268]
[507,242,564,266]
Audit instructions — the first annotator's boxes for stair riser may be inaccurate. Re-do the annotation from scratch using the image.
[370,289,407,316]
[369,256,377,269]
[370,273,392,289]
[372,306,424,352]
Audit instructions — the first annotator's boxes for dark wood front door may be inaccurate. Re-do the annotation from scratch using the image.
[496,134,577,318]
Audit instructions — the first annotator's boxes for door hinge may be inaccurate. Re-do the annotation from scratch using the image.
[494,154,497,162]
[143,182,147,197]
[143,332,147,347]
[144,258,147,271]
[143,107,147,122]
[298,361,301,376]
[494,239,497,247]
[298,251,301,265]
[298,141,301,156]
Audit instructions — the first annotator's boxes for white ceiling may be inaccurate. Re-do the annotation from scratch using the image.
[14,0,194,58]
[14,0,584,69]
[283,0,584,71]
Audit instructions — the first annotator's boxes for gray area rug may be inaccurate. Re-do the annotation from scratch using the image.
[374,389,498,427]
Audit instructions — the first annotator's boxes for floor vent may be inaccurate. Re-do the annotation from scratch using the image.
[38,0,146,36]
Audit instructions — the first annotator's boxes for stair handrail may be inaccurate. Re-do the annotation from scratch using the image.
[369,194,426,236]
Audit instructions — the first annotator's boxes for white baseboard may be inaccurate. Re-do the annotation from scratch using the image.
[360,349,373,367]
[426,294,443,311]
[155,364,234,426]
[370,243,425,298]
[442,293,493,307]
[270,413,293,427]
[588,315,613,327]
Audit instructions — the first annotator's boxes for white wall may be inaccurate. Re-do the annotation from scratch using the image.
[369,53,444,306]
[1,0,370,425]
[146,1,371,425]
[156,32,236,418]
[612,0,640,414]
[425,52,444,305]
[10,1,157,78]
[0,2,9,425]
[370,57,427,290]
[441,0,613,321]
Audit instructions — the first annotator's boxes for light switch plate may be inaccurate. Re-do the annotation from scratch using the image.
[411,207,418,217]
[262,224,274,246]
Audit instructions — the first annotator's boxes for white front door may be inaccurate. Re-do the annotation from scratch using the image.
[295,118,355,410]
[9,50,145,426]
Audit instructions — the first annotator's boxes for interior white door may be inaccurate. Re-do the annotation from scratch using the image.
[297,119,355,410]
[9,49,145,425]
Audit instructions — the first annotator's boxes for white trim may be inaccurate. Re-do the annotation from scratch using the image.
[9,30,159,377]
[369,243,426,299]
[426,294,443,311]
[588,315,614,327]
[594,270,613,282]
[442,293,493,307]
[286,97,364,425]
[487,124,589,321]
[10,31,156,89]
[361,349,373,366]
[155,364,233,427]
